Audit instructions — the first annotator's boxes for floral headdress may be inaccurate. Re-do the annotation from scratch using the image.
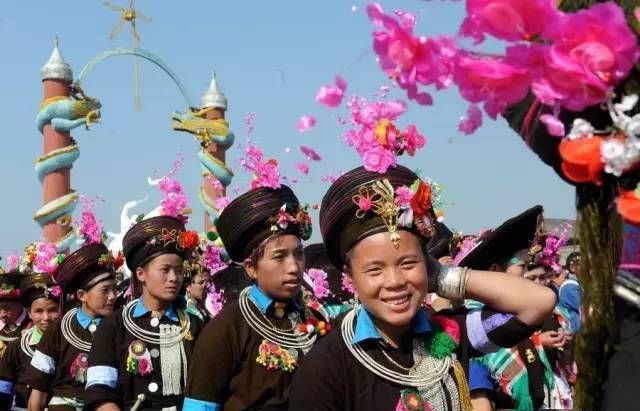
[0,255,21,299]
[267,203,313,241]
[528,224,572,273]
[352,177,435,248]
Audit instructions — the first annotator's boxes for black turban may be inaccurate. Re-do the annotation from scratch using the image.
[320,165,437,269]
[216,185,311,262]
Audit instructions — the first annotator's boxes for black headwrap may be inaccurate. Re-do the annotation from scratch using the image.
[320,165,437,269]
[216,185,311,262]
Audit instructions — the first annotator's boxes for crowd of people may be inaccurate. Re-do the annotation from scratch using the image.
[0,161,593,411]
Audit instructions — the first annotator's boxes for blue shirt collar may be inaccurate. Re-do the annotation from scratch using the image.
[132,298,179,322]
[351,307,431,344]
[248,284,303,314]
[76,308,102,330]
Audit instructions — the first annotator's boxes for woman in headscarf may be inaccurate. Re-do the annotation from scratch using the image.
[183,185,330,411]
[289,165,556,411]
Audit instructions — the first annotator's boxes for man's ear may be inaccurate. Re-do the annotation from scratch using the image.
[136,265,146,284]
[243,259,258,280]
[76,289,87,304]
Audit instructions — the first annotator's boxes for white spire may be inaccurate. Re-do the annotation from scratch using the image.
[41,37,73,82]
[201,71,228,110]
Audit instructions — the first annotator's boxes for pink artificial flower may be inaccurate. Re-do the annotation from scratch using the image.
[533,2,639,111]
[242,144,281,189]
[202,245,227,274]
[395,186,413,208]
[401,124,426,155]
[300,146,322,161]
[6,254,19,271]
[77,196,103,245]
[341,273,356,296]
[367,3,457,105]
[458,104,483,135]
[308,268,331,299]
[362,145,396,173]
[159,176,188,218]
[276,205,295,229]
[357,196,373,213]
[460,0,558,43]
[138,358,152,375]
[33,243,58,275]
[295,162,310,175]
[539,113,565,137]
[453,48,531,119]
[205,284,225,317]
[316,75,347,108]
[297,115,317,132]
[50,286,62,298]
[214,196,231,211]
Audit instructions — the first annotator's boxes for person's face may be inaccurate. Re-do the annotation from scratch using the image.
[136,253,185,303]
[524,266,551,285]
[78,278,117,317]
[244,235,305,301]
[187,274,206,302]
[0,301,23,324]
[28,298,60,333]
[78,277,117,317]
[347,230,428,332]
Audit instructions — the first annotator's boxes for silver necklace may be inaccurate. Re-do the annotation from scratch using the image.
[340,308,452,387]
[121,299,190,345]
[20,328,35,357]
[238,287,316,350]
[61,308,92,352]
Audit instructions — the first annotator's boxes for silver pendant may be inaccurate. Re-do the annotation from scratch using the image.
[150,348,160,358]
[88,323,97,333]
[150,317,160,327]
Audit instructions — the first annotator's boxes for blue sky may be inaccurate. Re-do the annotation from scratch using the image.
[0,0,575,255]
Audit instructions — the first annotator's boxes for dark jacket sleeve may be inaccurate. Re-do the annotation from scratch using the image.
[184,303,242,409]
[84,312,122,410]
[0,340,19,407]
[465,306,538,356]
[288,332,344,411]
[23,321,60,392]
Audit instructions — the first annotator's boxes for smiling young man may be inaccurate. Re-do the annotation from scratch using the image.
[289,165,556,411]
[183,185,330,411]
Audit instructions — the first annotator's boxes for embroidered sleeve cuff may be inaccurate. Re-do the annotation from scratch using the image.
[466,310,500,354]
[86,365,118,389]
[183,397,221,411]
[0,380,14,395]
[31,350,56,375]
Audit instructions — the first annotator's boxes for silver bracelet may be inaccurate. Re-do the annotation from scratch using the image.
[436,265,469,300]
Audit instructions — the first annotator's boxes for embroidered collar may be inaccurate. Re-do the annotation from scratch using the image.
[351,307,431,345]
[76,308,102,330]
[132,298,179,322]
[248,284,303,314]
[29,326,44,345]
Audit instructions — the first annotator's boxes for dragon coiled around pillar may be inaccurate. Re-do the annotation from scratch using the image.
[172,106,235,226]
[34,85,102,251]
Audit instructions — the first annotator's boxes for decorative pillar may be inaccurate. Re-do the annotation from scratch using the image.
[34,38,78,251]
[199,72,232,234]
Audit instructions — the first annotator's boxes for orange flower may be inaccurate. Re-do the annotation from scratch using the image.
[410,181,432,218]
[617,190,640,225]
[558,137,605,185]
[179,231,200,250]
